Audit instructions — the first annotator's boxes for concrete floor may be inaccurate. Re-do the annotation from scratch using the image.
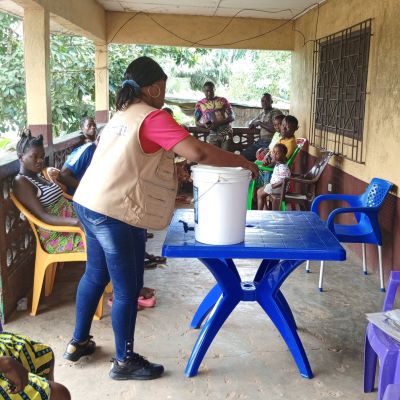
[5,218,385,400]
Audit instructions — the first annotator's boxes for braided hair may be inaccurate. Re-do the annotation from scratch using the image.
[16,129,44,156]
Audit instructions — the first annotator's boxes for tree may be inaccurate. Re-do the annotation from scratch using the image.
[0,11,291,137]
[50,34,95,135]
[0,13,26,133]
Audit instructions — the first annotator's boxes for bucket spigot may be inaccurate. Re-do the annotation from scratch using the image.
[178,220,194,233]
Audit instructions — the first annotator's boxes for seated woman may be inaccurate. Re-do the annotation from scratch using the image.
[13,130,155,305]
[13,131,84,254]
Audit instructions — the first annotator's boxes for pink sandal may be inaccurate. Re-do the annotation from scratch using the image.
[107,294,156,309]
[138,295,156,308]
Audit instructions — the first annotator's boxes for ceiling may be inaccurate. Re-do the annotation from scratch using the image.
[0,0,322,37]
[95,0,320,20]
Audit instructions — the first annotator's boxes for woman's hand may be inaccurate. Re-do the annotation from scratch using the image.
[244,160,260,180]
[0,357,29,393]
[71,218,84,232]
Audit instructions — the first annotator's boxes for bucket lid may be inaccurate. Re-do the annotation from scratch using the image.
[191,165,251,178]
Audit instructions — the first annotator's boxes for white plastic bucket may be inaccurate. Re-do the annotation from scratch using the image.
[191,165,251,245]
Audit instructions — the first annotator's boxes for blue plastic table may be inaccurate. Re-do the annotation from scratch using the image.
[162,209,346,378]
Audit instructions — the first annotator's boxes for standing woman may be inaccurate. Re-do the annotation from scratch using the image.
[64,56,258,380]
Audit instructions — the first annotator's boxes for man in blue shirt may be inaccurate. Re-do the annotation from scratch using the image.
[59,117,97,195]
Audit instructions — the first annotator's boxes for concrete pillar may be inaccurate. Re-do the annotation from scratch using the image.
[23,6,52,146]
[95,42,109,123]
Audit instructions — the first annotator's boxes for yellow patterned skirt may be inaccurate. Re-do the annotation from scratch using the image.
[0,332,52,399]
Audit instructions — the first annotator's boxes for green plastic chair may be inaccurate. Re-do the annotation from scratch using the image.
[247,138,307,210]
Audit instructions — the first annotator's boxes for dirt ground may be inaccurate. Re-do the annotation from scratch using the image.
[5,225,384,400]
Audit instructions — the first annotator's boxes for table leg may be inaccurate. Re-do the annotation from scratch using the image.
[191,284,222,329]
[254,259,280,282]
[256,259,313,379]
[276,290,297,331]
[191,259,240,329]
[255,260,297,331]
[185,258,242,377]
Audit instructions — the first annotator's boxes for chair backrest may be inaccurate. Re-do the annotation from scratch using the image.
[304,151,334,180]
[360,178,393,209]
[353,178,392,228]
[10,193,48,252]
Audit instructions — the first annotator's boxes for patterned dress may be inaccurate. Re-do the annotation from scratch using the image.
[194,96,234,150]
[0,332,53,399]
[18,174,84,254]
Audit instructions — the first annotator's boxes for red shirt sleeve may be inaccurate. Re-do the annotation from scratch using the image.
[139,109,190,153]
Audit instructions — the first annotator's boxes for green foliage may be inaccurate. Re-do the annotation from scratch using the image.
[0,137,10,149]
[50,34,96,135]
[108,44,209,109]
[0,13,26,133]
[229,51,291,102]
[0,11,291,138]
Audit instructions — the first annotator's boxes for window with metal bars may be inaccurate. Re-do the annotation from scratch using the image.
[310,19,371,164]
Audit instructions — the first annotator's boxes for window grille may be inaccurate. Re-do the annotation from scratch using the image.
[310,19,371,164]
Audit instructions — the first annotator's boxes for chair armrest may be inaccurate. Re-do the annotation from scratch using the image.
[311,194,361,214]
[326,206,378,232]
[290,172,304,178]
[255,160,273,172]
[10,193,83,235]
[29,214,83,234]
[286,176,316,185]
[63,192,73,201]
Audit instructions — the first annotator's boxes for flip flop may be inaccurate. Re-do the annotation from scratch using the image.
[145,254,167,264]
[144,260,158,270]
[140,287,156,298]
[107,296,153,310]
[138,295,156,308]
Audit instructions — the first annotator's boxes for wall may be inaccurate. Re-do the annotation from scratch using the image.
[291,0,400,271]
[107,12,294,50]
[292,0,400,187]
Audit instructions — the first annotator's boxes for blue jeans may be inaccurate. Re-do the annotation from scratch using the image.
[73,202,145,361]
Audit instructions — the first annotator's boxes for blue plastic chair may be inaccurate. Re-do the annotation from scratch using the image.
[364,272,400,400]
[311,178,393,291]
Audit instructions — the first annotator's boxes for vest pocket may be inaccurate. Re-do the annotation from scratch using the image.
[155,153,175,180]
[123,179,177,229]
[143,180,176,215]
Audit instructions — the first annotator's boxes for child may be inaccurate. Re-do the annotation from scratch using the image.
[0,331,70,399]
[278,115,298,159]
[255,114,285,162]
[257,143,291,210]
[268,114,285,151]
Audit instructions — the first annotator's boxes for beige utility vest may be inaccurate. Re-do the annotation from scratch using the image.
[73,102,178,230]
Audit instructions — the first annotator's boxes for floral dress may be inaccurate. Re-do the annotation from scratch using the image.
[18,174,84,254]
